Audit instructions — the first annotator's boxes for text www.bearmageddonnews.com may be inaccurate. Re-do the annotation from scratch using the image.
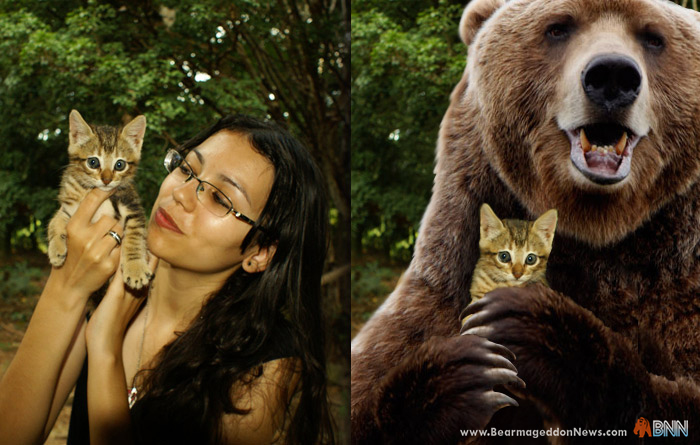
[460,428,628,439]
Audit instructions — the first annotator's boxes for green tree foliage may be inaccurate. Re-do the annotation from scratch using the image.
[351,0,465,261]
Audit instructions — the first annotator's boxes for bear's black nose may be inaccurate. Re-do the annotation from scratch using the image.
[581,54,642,112]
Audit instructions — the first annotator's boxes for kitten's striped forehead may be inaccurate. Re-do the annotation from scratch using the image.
[489,219,549,254]
[502,219,530,246]
[73,124,139,161]
[92,125,120,152]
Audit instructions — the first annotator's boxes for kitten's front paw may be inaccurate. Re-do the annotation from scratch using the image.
[47,238,67,267]
[122,258,153,290]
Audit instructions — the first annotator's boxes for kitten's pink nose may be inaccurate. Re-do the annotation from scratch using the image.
[102,177,112,185]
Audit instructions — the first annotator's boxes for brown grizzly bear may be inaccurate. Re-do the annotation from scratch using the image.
[351,0,700,443]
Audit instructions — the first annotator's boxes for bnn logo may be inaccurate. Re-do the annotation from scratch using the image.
[634,417,689,438]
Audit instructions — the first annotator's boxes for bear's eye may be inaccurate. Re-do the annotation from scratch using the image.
[497,251,511,263]
[641,31,664,51]
[545,23,571,41]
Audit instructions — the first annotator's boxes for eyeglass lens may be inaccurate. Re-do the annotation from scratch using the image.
[164,150,232,218]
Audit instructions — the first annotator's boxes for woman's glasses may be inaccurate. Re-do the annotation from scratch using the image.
[163,149,258,226]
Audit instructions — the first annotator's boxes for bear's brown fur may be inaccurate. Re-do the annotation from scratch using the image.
[352,0,700,443]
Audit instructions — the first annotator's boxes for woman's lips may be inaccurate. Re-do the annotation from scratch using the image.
[154,208,183,234]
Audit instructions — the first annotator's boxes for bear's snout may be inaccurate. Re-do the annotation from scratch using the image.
[581,54,642,113]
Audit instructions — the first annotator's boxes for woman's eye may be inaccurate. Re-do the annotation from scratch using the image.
[179,165,192,176]
[526,254,537,265]
[114,160,126,171]
[498,251,511,263]
[87,157,100,169]
[212,191,230,208]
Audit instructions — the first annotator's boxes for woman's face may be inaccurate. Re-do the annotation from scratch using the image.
[147,130,275,274]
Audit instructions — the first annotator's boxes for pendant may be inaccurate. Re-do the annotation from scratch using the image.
[128,386,138,409]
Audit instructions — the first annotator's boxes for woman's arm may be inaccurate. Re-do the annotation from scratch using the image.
[0,189,122,445]
[220,358,301,445]
[85,254,157,445]
[43,317,87,440]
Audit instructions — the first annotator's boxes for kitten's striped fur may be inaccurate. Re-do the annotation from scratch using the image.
[47,110,152,289]
[468,203,557,303]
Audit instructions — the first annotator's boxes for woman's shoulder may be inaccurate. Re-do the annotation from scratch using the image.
[223,355,301,444]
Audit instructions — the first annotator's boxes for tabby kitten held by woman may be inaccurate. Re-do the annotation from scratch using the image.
[0,114,334,444]
[47,110,151,290]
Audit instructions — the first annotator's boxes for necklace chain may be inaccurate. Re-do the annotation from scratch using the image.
[128,290,150,409]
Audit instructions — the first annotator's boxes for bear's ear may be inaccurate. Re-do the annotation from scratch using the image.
[459,0,507,46]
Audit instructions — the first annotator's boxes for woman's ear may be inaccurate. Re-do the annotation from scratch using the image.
[242,244,277,273]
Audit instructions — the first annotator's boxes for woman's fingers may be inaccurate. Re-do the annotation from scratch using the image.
[68,188,112,228]
[90,216,122,245]
[82,218,123,267]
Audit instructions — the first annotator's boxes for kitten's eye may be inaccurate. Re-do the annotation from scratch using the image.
[497,252,511,263]
[114,160,127,171]
[525,254,538,265]
[87,157,100,169]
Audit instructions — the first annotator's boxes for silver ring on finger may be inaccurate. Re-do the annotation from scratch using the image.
[107,230,122,246]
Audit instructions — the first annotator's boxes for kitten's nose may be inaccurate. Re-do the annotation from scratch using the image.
[512,265,524,279]
[102,177,112,185]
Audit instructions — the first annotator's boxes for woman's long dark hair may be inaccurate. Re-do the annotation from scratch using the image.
[131,115,334,444]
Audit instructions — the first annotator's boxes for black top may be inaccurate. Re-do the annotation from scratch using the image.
[66,322,296,445]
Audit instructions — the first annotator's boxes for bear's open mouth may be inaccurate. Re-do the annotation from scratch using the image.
[566,123,640,185]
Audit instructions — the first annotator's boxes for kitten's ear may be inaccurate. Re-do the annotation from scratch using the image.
[69,110,94,148]
[533,209,558,248]
[121,115,147,152]
[480,203,505,240]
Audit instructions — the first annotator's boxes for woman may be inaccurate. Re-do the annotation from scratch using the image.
[0,115,334,444]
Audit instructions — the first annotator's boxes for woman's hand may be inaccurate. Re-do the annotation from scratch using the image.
[85,253,159,358]
[48,188,123,303]
[0,189,124,444]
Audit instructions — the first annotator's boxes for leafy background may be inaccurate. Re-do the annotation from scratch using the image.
[350,0,700,337]
[0,0,349,442]
[351,0,468,337]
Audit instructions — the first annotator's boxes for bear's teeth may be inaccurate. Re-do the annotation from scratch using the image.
[581,129,628,156]
[615,132,628,155]
[581,128,592,153]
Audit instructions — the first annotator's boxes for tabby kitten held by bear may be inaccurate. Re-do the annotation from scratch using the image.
[47,110,151,290]
[467,203,557,307]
